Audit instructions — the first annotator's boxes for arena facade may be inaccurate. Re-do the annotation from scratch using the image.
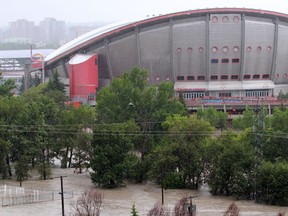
[42,8,288,109]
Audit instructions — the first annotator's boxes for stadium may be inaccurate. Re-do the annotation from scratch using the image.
[41,8,288,111]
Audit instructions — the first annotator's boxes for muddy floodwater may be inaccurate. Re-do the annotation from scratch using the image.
[0,168,288,216]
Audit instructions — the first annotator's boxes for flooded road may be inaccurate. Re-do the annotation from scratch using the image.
[1,168,287,216]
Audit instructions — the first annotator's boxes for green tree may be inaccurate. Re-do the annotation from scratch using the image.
[262,108,288,162]
[258,161,288,206]
[0,75,16,97]
[59,105,96,169]
[148,115,213,189]
[197,107,228,130]
[96,67,186,182]
[207,130,255,198]
[0,96,26,178]
[45,70,67,106]
[131,202,139,216]
[46,70,65,93]
[90,121,139,187]
[232,106,254,129]
[20,86,63,179]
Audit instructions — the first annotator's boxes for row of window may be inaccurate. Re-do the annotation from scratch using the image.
[246,90,269,97]
[176,46,272,54]
[211,16,240,23]
[177,74,270,81]
[211,58,239,63]
[181,90,270,99]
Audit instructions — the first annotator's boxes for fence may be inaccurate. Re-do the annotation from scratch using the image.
[0,184,73,207]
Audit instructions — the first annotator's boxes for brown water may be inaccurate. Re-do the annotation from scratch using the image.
[0,168,287,216]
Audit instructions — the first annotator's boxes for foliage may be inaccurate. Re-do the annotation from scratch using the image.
[18,76,25,95]
[277,89,288,99]
[131,202,139,216]
[45,70,67,106]
[0,77,16,97]
[96,67,186,125]
[197,107,228,130]
[207,130,255,198]
[90,121,140,187]
[262,108,288,162]
[258,161,288,206]
[46,70,66,93]
[61,105,95,170]
[232,106,254,130]
[17,87,63,179]
[270,107,288,132]
[148,115,213,189]
[96,67,186,182]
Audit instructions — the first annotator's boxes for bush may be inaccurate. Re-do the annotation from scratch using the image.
[258,161,288,206]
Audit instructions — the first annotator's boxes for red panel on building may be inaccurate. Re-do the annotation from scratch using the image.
[69,54,98,105]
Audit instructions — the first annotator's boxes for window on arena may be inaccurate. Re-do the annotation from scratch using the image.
[197,76,205,80]
[211,46,218,53]
[219,92,231,97]
[232,58,240,63]
[267,46,272,51]
[211,75,218,80]
[253,74,260,79]
[233,46,240,53]
[177,76,185,81]
[231,75,239,80]
[262,74,269,79]
[221,75,228,80]
[187,76,195,81]
[88,93,95,101]
[244,75,251,79]
[222,46,229,53]
[211,59,218,63]
[222,59,229,63]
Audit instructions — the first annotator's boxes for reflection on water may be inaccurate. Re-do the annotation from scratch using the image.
[0,168,287,216]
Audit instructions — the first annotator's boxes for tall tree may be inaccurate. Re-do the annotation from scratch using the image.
[148,115,214,189]
[208,130,255,198]
[90,121,139,187]
[96,67,185,155]
[95,67,186,182]
[46,70,66,93]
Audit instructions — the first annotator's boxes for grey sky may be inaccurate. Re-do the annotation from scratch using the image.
[2,0,288,26]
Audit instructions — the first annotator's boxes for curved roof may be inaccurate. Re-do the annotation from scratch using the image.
[45,7,288,66]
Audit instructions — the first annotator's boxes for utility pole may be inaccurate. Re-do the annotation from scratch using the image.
[253,98,265,200]
[161,166,164,205]
[55,176,67,216]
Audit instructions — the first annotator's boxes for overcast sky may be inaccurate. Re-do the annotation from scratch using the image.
[2,0,288,26]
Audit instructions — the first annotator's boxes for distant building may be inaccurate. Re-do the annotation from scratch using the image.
[68,26,94,41]
[0,49,54,94]
[39,18,66,44]
[5,19,36,43]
